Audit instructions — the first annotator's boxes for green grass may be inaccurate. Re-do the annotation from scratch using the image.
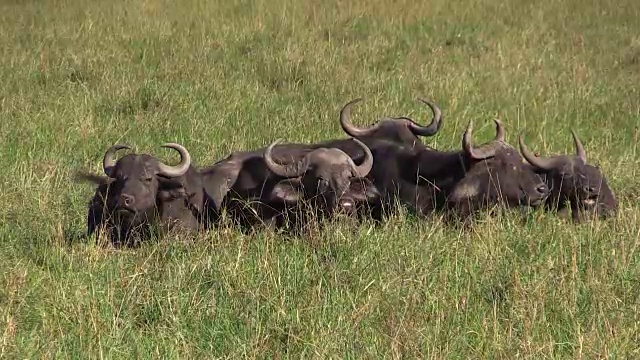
[1,0,640,357]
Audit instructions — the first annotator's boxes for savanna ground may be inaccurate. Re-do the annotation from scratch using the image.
[1,0,639,357]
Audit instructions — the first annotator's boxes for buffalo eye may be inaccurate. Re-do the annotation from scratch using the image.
[317,177,329,188]
[143,176,154,182]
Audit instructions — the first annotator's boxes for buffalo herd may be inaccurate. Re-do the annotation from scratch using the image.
[75,97,618,246]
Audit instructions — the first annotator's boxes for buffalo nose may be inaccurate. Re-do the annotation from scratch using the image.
[120,194,134,207]
[583,185,596,194]
[340,200,355,213]
[536,184,549,195]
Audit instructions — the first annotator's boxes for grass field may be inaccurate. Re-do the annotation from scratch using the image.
[1,0,640,357]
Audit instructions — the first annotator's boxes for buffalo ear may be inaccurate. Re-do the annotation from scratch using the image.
[200,160,243,212]
[158,188,188,202]
[270,178,304,204]
[349,177,380,202]
[159,177,185,189]
[158,178,190,200]
[158,186,204,214]
[74,172,112,185]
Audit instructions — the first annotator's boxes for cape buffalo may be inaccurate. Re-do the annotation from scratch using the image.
[77,143,205,246]
[263,137,379,220]
[362,119,550,219]
[338,97,442,148]
[519,131,617,221]
[445,121,550,218]
[199,96,444,217]
[206,138,380,230]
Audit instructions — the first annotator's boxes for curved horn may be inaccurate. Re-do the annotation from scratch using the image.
[571,129,587,163]
[157,143,191,178]
[462,121,497,160]
[406,97,443,136]
[493,118,505,142]
[351,138,373,177]
[340,98,378,137]
[103,144,132,176]
[264,139,309,178]
[518,135,558,171]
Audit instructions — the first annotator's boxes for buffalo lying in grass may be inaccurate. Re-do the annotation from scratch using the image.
[519,131,617,221]
[263,137,379,222]
[338,97,442,147]
[200,97,443,221]
[445,121,550,218]
[77,143,205,246]
[362,119,550,220]
[206,138,379,230]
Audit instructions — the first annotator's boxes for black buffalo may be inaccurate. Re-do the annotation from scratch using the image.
[77,143,205,246]
[200,97,444,221]
[338,97,442,147]
[361,119,550,219]
[263,137,379,220]
[204,138,379,230]
[444,121,550,218]
[519,131,617,221]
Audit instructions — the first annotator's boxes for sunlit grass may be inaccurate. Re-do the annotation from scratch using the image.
[1,0,639,357]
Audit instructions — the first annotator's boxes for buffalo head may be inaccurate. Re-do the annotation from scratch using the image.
[519,131,617,220]
[339,97,442,146]
[98,143,191,214]
[264,137,379,217]
[78,143,196,244]
[447,120,550,216]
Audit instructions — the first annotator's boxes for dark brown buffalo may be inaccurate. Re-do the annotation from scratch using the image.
[199,97,444,220]
[519,131,617,221]
[204,138,380,231]
[362,120,550,219]
[263,137,378,220]
[77,143,205,246]
[339,97,442,148]
[444,121,550,218]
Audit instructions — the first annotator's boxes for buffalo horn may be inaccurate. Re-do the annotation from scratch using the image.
[103,144,132,177]
[493,119,505,142]
[339,98,377,138]
[462,121,498,160]
[157,143,191,178]
[264,139,310,178]
[351,138,373,178]
[518,135,560,171]
[406,97,443,136]
[571,129,587,163]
